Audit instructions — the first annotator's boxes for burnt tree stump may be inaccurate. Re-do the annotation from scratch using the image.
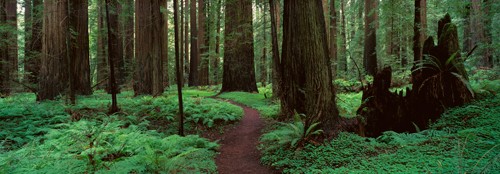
[357,14,473,137]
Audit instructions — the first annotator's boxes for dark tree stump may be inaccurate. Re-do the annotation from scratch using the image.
[357,14,473,137]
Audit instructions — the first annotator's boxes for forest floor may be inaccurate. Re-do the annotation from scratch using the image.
[215,100,277,174]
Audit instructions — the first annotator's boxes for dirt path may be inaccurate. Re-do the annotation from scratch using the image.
[215,100,277,174]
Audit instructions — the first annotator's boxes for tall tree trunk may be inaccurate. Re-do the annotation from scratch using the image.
[24,0,32,84]
[209,0,222,85]
[6,0,16,82]
[363,0,377,76]
[412,0,426,81]
[105,0,119,113]
[470,0,492,68]
[340,0,347,73]
[198,0,209,85]
[38,0,69,100]
[173,0,185,136]
[24,0,42,85]
[96,0,108,90]
[180,0,185,85]
[330,0,338,78]
[160,0,169,87]
[221,0,257,92]
[108,0,124,88]
[69,0,92,95]
[122,0,134,84]
[413,0,426,63]
[0,0,9,94]
[281,0,339,135]
[269,0,281,98]
[260,4,268,86]
[322,0,329,50]
[134,0,164,96]
[184,0,190,85]
[188,0,199,86]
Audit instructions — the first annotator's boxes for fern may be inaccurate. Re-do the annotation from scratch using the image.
[260,113,323,153]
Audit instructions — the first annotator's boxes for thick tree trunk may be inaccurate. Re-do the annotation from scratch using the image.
[412,0,426,82]
[281,0,339,136]
[5,0,16,82]
[38,0,69,100]
[188,0,199,86]
[134,0,164,96]
[69,0,92,95]
[363,0,378,76]
[211,0,222,85]
[0,0,9,94]
[269,0,281,98]
[122,0,134,85]
[108,0,124,88]
[198,0,209,85]
[24,0,42,85]
[160,0,169,87]
[96,0,108,90]
[470,0,492,68]
[412,0,425,64]
[330,0,338,78]
[221,0,258,92]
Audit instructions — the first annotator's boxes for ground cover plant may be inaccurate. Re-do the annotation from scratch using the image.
[259,88,500,173]
[0,89,242,173]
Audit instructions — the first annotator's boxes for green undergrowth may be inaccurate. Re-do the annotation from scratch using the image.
[260,95,500,173]
[0,117,218,173]
[218,87,280,118]
[0,89,243,173]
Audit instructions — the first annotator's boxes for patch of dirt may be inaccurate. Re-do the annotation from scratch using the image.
[215,100,278,174]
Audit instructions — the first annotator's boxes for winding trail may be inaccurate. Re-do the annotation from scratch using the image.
[215,100,277,174]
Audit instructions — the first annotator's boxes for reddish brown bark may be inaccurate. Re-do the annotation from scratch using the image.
[281,0,339,135]
[269,0,281,98]
[188,0,199,86]
[38,0,69,100]
[221,0,258,92]
[198,0,209,85]
[363,0,378,76]
[161,0,169,87]
[134,0,164,96]
[69,0,92,95]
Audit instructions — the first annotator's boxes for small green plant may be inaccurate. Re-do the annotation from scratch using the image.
[260,113,322,152]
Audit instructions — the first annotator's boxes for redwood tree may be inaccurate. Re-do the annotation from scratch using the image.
[330,0,338,78]
[0,0,9,94]
[221,0,258,92]
[121,0,134,84]
[363,0,378,76]
[134,0,164,96]
[188,0,199,86]
[108,0,124,87]
[198,0,209,85]
[269,0,281,97]
[38,0,69,100]
[281,0,339,135]
[69,0,92,95]
[6,0,16,81]
[24,0,43,85]
[96,0,108,90]
[161,0,169,87]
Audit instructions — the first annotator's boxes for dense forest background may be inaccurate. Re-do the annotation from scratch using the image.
[0,0,498,173]
[0,0,497,95]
